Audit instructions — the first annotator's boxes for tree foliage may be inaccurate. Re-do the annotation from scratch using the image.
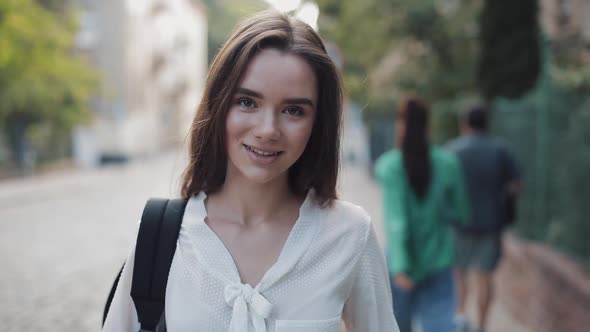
[0,0,97,128]
[477,0,541,100]
[316,0,481,105]
[490,14,590,263]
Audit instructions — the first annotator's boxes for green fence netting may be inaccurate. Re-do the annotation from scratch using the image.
[492,38,590,264]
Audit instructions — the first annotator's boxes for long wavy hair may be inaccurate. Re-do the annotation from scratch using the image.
[179,11,343,206]
[397,97,431,200]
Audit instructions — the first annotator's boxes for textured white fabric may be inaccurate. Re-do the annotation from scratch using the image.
[102,191,399,332]
[224,283,271,332]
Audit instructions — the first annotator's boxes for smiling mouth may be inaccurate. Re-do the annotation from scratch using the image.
[243,144,283,157]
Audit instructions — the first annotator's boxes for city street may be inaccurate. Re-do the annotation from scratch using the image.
[0,149,188,331]
[2,1,586,331]
[0,148,526,331]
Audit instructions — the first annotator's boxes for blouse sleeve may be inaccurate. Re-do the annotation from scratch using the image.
[342,223,400,332]
[374,156,410,275]
[102,244,140,332]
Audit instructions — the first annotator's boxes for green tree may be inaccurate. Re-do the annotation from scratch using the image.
[0,0,97,168]
[316,0,481,143]
[477,0,541,100]
[316,0,480,104]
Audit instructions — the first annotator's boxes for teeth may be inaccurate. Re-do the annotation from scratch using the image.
[246,145,279,156]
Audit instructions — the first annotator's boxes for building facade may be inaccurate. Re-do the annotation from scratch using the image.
[73,0,207,166]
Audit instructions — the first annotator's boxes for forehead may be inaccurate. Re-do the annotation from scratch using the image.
[239,49,318,102]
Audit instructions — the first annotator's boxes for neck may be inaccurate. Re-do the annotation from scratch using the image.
[462,127,485,136]
[208,169,300,226]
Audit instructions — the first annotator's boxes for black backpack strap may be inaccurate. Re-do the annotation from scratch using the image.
[131,198,188,332]
[103,264,124,326]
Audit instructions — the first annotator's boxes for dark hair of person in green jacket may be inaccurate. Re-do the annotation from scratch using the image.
[375,97,469,288]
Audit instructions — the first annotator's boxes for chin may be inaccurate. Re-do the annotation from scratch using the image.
[243,171,282,185]
[227,154,294,186]
[237,165,289,185]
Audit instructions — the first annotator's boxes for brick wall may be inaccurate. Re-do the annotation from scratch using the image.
[495,235,590,332]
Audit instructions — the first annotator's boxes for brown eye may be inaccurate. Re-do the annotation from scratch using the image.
[238,97,256,108]
[283,106,304,116]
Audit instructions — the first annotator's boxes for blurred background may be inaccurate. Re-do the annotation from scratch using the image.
[0,0,588,331]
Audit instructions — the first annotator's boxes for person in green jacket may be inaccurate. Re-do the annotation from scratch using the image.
[375,97,469,332]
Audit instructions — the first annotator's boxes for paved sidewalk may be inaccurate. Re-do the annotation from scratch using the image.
[0,150,186,332]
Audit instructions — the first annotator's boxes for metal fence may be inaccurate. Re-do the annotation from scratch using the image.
[492,57,590,264]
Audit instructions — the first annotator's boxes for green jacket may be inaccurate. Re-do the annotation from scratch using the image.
[375,147,469,282]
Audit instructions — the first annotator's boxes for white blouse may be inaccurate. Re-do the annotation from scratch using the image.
[103,191,399,332]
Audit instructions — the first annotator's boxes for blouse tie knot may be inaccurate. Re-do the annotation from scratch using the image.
[225,283,272,332]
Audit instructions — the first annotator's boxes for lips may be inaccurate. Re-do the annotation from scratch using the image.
[243,144,283,157]
[242,144,284,165]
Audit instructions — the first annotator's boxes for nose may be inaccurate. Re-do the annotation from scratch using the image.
[254,109,280,141]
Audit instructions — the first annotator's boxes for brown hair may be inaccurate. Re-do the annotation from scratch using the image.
[180,10,342,206]
[397,97,431,200]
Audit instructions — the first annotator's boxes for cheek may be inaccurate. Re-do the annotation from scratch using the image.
[225,109,247,141]
[288,121,314,152]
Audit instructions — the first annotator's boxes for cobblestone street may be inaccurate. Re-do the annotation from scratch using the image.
[0,150,187,331]
[0,149,527,331]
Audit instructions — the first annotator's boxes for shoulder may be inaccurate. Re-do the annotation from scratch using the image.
[324,199,371,229]
[316,199,372,244]
[491,136,513,154]
[445,136,466,151]
[374,149,403,183]
[432,146,459,166]
[375,149,401,167]
[432,147,463,178]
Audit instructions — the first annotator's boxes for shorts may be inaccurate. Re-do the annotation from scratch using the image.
[453,230,502,273]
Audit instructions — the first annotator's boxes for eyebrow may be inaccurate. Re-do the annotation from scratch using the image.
[236,87,315,107]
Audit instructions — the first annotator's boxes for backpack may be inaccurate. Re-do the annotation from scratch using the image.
[501,190,517,229]
[102,198,188,331]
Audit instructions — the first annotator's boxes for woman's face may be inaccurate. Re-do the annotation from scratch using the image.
[225,48,318,186]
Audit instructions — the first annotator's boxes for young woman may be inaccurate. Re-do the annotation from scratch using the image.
[103,11,398,332]
[374,97,469,332]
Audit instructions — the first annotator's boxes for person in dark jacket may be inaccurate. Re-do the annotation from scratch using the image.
[446,105,522,332]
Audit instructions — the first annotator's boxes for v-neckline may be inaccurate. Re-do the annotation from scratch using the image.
[187,190,319,292]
